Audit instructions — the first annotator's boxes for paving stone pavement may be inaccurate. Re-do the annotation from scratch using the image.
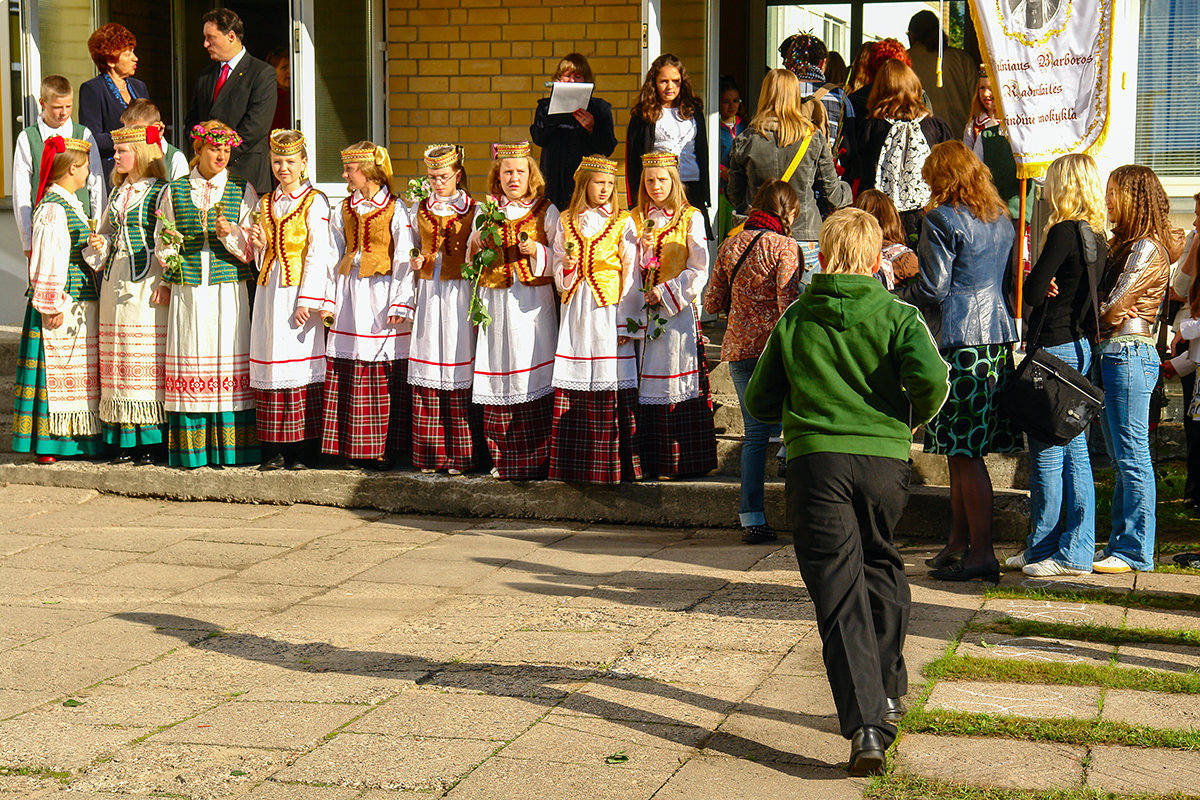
[4,485,1200,799]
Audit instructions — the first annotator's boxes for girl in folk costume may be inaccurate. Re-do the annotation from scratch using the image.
[468,141,560,480]
[151,120,259,468]
[402,144,482,476]
[632,150,718,478]
[322,141,413,470]
[12,136,103,463]
[548,155,644,484]
[85,125,169,464]
[247,130,335,471]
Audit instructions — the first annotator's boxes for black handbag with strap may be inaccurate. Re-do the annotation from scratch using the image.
[998,221,1105,446]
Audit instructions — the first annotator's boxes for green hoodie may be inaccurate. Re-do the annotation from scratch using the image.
[744,272,950,461]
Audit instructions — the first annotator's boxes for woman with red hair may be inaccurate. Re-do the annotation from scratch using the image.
[80,23,147,191]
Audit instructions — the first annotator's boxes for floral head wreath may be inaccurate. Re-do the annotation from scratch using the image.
[424,144,464,170]
[492,141,531,160]
[641,151,678,169]
[269,129,306,156]
[112,125,161,147]
[191,124,242,149]
[341,143,393,184]
[574,155,618,178]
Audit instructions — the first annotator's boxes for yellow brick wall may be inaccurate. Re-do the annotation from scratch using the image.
[386,0,644,202]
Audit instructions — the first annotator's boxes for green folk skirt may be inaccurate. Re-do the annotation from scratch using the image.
[167,411,260,468]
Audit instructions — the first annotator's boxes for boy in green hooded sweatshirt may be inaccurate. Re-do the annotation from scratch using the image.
[744,208,949,776]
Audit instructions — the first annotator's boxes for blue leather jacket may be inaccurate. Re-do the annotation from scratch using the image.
[899,204,1017,350]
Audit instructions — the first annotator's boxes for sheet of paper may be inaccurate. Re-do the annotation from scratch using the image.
[548,82,594,116]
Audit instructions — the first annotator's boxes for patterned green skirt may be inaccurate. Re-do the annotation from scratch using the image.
[924,344,1024,458]
[103,423,165,449]
[168,411,260,468]
[12,304,102,458]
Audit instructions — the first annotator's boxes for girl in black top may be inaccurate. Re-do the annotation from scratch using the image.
[1009,153,1107,578]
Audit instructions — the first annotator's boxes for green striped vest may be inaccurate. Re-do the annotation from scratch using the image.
[33,192,100,302]
[105,180,167,282]
[25,123,92,214]
[166,174,254,285]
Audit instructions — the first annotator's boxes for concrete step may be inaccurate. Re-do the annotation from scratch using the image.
[0,454,1030,540]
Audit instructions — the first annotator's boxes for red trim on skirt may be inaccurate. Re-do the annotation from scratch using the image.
[483,394,553,480]
[255,383,324,443]
[321,357,411,460]
[548,387,642,485]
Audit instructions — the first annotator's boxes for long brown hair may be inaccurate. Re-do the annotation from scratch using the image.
[748,69,814,148]
[922,141,1006,222]
[854,189,904,244]
[868,59,929,120]
[1106,165,1173,272]
[631,54,700,123]
[753,179,800,227]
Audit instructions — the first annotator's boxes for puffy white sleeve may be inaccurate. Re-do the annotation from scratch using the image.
[551,215,576,294]
[297,192,335,312]
[13,134,34,250]
[657,208,709,318]
[387,202,418,319]
[28,202,72,314]
[531,204,560,279]
[616,216,646,338]
[219,181,256,262]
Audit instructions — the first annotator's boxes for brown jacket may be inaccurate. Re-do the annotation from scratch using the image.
[704,228,801,361]
[1101,228,1185,340]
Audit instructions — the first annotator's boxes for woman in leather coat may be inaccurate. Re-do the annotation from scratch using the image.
[899,141,1023,583]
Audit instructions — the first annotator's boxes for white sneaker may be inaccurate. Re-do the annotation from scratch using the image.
[1022,559,1090,577]
[1092,555,1133,573]
[1004,553,1029,569]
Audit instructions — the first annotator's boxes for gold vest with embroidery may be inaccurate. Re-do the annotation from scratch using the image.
[633,205,694,286]
[561,210,628,307]
[479,198,555,289]
[416,200,476,281]
[258,189,322,287]
[338,196,396,278]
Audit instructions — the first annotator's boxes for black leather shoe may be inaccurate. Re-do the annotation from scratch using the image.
[287,459,309,471]
[258,454,285,472]
[110,453,133,465]
[848,726,887,776]
[930,558,1000,583]
[924,549,964,569]
[883,697,905,723]
[741,525,778,544]
[135,452,157,466]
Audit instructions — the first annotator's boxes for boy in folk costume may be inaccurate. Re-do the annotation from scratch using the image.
[323,141,413,470]
[13,75,105,260]
[633,150,718,478]
[152,120,259,468]
[401,144,483,476]
[247,130,335,471]
[548,155,644,484]
[468,141,560,480]
[84,125,169,464]
[12,137,103,463]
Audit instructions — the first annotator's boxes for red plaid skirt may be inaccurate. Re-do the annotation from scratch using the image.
[255,384,324,443]
[638,340,718,477]
[321,357,410,460]
[411,385,481,472]
[548,387,642,485]
[483,394,554,480]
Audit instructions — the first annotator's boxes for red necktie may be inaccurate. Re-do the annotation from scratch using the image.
[213,63,231,102]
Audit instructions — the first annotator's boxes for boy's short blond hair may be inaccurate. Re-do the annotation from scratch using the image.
[819,208,883,275]
[40,75,71,102]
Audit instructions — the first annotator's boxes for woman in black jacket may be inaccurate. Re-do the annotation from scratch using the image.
[529,53,617,210]
[80,24,148,193]
[626,54,709,234]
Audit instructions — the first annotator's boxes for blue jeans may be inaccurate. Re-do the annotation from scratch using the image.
[1095,340,1159,571]
[730,357,782,527]
[1023,339,1095,570]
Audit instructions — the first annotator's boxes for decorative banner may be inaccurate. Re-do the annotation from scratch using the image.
[970,0,1115,179]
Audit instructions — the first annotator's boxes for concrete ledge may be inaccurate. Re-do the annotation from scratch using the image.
[0,455,1029,540]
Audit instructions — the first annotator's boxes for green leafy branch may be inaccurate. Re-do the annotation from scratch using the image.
[460,198,506,330]
[637,255,667,341]
[153,210,184,275]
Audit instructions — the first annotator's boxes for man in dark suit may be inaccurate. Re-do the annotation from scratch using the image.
[183,8,276,193]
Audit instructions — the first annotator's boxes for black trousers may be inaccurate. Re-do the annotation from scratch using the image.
[786,452,911,747]
[1182,369,1200,504]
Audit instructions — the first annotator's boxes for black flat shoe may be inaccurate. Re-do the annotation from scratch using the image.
[925,549,965,569]
[883,696,905,724]
[287,460,309,471]
[930,558,1000,584]
[110,453,133,465]
[366,459,393,472]
[135,452,157,466]
[848,726,887,776]
[741,525,778,545]
[258,454,285,472]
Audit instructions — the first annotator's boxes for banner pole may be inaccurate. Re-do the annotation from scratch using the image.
[1016,176,1028,337]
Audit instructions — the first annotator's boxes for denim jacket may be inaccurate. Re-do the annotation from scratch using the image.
[899,203,1017,350]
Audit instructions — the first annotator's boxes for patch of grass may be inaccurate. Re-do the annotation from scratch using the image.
[985,585,1200,614]
[867,774,1200,800]
[970,618,1200,649]
[924,654,1200,694]
[0,765,70,783]
[899,707,1200,750]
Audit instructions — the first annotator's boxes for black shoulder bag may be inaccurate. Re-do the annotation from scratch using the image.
[720,231,768,315]
[998,221,1105,446]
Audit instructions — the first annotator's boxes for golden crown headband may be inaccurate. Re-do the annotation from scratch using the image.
[424,144,463,170]
[111,126,150,146]
[493,141,531,160]
[269,129,306,156]
[641,151,679,169]
[63,137,92,154]
[340,143,393,183]
[574,155,618,177]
